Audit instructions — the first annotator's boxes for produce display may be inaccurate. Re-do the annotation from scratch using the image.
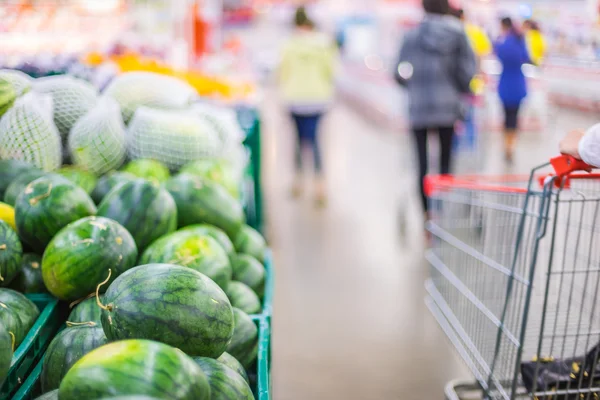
[0,67,269,399]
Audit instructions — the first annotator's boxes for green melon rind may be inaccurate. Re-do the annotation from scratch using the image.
[90,172,136,204]
[9,253,47,294]
[0,301,24,347]
[0,288,39,332]
[97,179,177,252]
[180,159,240,198]
[0,160,36,198]
[165,174,244,238]
[121,159,170,184]
[192,357,254,400]
[96,397,162,400]
[41,325,108,392]
[3,169,45,206]
[217,351,249,384]
[226,308,258,369]
[0,221,23,287]
[180,224,236,264]
[225,281,261,315]
[101,264,234,358]
[0,322,12,388]
[68,295,104,325]
[42,216,138,301]
[233,225,266,263]
[139,230,231,289]
[56,167,98,195]
[58,339,211,400]
[232,254,265,299]
[33,389,58,400]
[15,175,97,253]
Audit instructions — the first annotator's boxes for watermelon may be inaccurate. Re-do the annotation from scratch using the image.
[225,282,261,315]
[0,220,22,286]
[0,321,13,388]
[4,168,45,206]
[57,166,97,194]
[0,301,24,347]
[139,230,232,289]
[180,159,240,198]
[9,253,47,294]
[97,179,177,251]
[217,352,249,384]
[232,255,265,299]
[226,308,258,369]
[68,296,103,325]
[180,224,236,264]
[234,225,266,263]
[41,324,108,391]
[90,171,136,204]
[0,160,35,198]
[121,159,170,184]
[0,69,31,97]
[42,216,137,301]
[0,288,40,330]
[192,357,254,400]
[0,77,17,118]
[34,390,58,400]
[97,397,161,400]
[100,264,234,358]
[165,174,244,237]
[15,175,97,253]
[58,339,211,400]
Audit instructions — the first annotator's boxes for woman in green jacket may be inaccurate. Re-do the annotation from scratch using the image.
[279,7,337,206]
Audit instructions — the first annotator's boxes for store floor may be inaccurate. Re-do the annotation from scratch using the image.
[262,93,598,400]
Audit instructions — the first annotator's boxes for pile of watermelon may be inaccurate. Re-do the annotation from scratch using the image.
[0,153,268,398]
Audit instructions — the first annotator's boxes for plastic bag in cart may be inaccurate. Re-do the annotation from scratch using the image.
[521,342,600,399]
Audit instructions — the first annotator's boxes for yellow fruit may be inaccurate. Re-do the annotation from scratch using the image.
[0,202,16,230]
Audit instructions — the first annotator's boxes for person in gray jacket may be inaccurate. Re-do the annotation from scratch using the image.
[395,0,476,219]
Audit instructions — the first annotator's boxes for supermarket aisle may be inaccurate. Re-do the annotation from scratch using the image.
[262,94,469,400]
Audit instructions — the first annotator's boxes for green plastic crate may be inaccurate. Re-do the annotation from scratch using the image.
[239,107,263,233]
[1,294,60,400]
[14,318,272,400]
[257,250,274,318]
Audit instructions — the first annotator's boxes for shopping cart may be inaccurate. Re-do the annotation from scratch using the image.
[425,155,600,400]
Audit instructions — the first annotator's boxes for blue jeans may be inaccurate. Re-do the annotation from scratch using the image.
[291,113,323,174]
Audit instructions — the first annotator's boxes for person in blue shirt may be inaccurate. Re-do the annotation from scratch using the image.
[495,17,530,163]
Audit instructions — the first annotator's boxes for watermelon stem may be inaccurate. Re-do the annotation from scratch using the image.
[66,321,97,328]
[96,269,113,313]
[8,332,14,352]
[28,183,53,206]
[69,292,96,309]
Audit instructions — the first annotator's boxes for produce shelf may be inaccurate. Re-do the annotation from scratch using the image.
[12,317,272,400]
[257,250,274,318]
[2,295,61,400]
[239,106,263,234]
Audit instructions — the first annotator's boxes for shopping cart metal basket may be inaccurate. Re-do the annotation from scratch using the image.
[425,155,600,400]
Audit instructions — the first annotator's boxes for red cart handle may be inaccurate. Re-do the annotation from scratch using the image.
[551,155,593,177]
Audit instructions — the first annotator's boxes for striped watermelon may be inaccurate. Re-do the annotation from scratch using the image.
[226,308,258,369]
[41,324,108,391]
[180,224,236,264]
[9,253,47,294]
[0,289,39,331]
[68,296,103,325]
[225,281,261,315]
[233,225,266,263]
[42,216,138,301]
[0,160,35,198]
[0,220,22,286]
[94,397,161,400]
[4,168,45,206]
[180,159,240,198]
[232,254,265,299]
[0,322,12,387]
[58,339,211,400]
[0,300,24,347]
[33,390,58,400]
[217,352,249,384]
[165,174,244,237]
[192,357,254,400]
[139,230,232,289]
[90,171,136,204]
[57,166,97,194]
[100,264,234,358]
[97,179,177,252]
[121,159,170,184]
[15,175,97,253]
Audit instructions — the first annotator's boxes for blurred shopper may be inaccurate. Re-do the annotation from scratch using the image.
[495,17,530,164]
[523,20,546,66]
[279,7,337,206]
[395,0,476,219]
[455,9,492,64]
[560,127,600,167]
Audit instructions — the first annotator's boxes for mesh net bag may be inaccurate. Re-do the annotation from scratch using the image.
[33,75,99,138]
[69,96,127,175]
[0,92,61,171]
[127,106,222,170]
[0,69,32,96]
[104,72,197,124]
